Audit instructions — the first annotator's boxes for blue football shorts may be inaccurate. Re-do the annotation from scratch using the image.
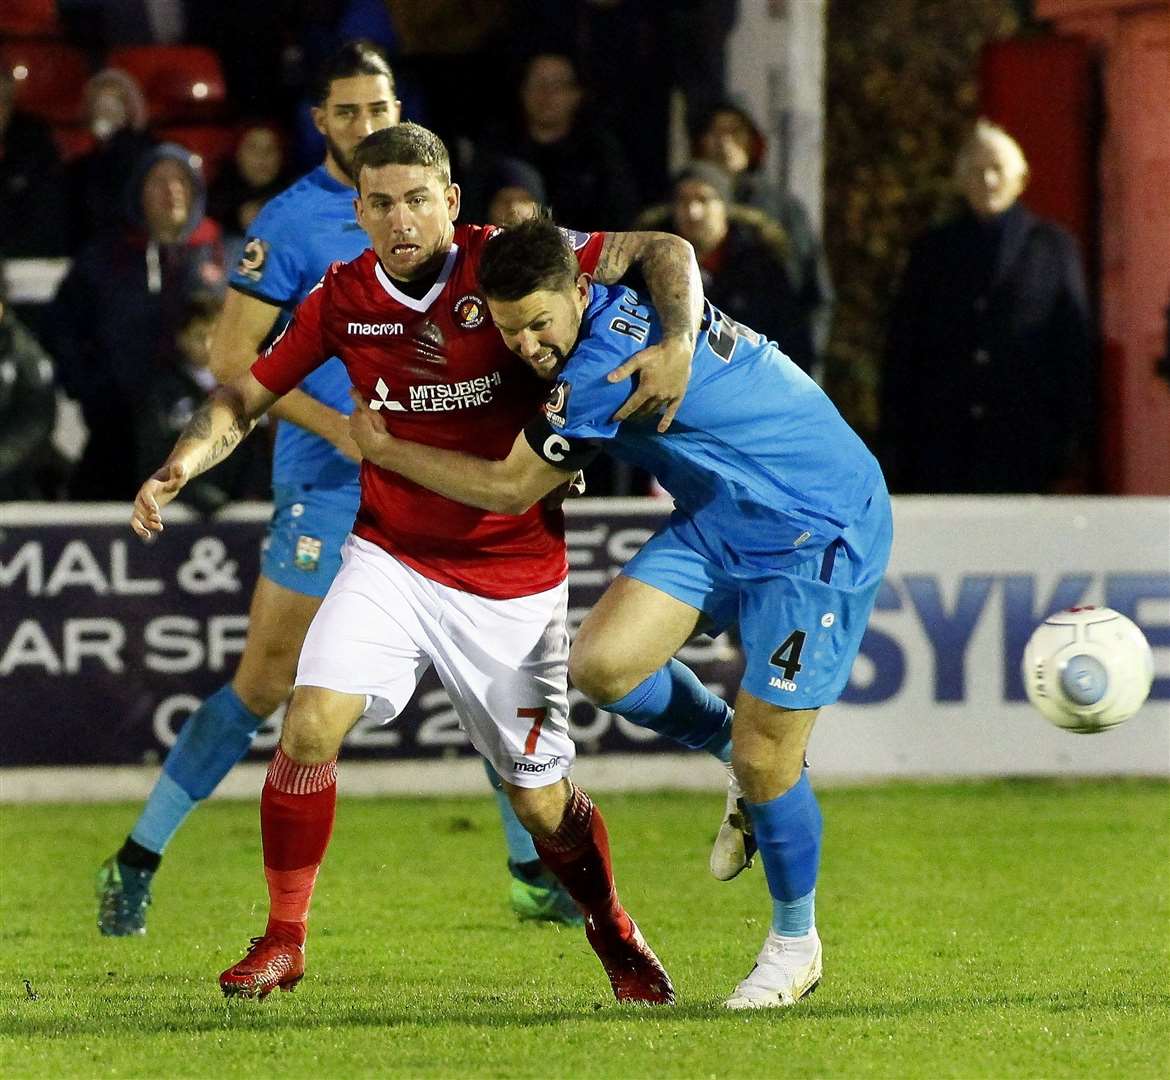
[260,483,360,598]
[621,483,893,710]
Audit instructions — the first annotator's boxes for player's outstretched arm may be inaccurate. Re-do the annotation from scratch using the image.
[349,391,568,515]
[130,373,277,541]
[210,289,360,462]
[593,230,703,431]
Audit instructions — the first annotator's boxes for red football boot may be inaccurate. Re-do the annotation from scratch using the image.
[219,933,305,999]
[585,913,675,1005]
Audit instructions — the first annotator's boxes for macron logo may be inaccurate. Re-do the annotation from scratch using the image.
[348,321,404,336]
[369,377,406,412]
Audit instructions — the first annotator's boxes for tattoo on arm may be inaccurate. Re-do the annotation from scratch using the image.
[593,232,639,285]
[177,387,257,478]
[186,402,215,441]
[191,418,249,474]
[596,232,702,343]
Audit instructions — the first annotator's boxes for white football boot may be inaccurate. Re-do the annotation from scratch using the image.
[709,764,757,880]
[724,928,822,1009]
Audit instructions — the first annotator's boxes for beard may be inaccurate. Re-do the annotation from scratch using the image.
[324,133,356,183]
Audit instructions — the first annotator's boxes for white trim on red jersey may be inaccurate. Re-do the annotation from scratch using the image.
[373,243,461,312]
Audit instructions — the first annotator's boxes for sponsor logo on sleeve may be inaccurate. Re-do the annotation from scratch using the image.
[542,381,570,429]
[557,227,591,251]
[237,237,269,282]
[454,294,486,329]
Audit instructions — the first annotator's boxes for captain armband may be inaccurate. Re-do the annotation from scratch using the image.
[523,417,601,472]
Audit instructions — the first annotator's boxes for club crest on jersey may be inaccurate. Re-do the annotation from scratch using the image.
[236,237,269,282]
[454,294,486,329]
[542,381,571,429]
[294,535,322,572]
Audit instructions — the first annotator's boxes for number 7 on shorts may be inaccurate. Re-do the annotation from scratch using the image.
[518,707,547,755]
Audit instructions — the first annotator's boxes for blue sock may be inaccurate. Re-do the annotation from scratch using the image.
[482,759,540,866]
[602,659,732,762]
[129,684,263,855]
[745,771,822,937]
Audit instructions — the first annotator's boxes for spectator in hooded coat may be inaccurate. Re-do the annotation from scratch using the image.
[691,99,834,364]
[637,163,818,377]
[66,68,157,251]
[44,143,224,499]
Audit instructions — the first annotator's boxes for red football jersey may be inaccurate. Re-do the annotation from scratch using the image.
[251,223,606,599]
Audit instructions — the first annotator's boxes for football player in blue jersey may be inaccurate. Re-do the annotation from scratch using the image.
[96,44,588,934]
[348,217,893,1009]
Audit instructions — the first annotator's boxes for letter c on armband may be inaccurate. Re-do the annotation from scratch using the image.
[542,434,571,463]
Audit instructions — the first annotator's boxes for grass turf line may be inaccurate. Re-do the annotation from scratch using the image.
[1,781,1167,1078]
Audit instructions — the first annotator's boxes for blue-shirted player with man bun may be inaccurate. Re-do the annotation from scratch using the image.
[97,44,577,934]
[348,216,893,1009]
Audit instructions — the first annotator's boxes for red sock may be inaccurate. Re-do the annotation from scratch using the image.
[260,745,338,946]
[533,785,629,935]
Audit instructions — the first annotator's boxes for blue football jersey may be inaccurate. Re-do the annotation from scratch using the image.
[525,284,884,572]
[230,166,368,491]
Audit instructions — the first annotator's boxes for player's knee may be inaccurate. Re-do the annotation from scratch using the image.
[731,718,810,801]
[733,742,804,800]
[279,688,353,764]
[568,642,639,705]
[232,673,293,718]
[504,780,569,838]
[234,645,298,716]
[279,721,334,764]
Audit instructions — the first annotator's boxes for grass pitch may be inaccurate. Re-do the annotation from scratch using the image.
[1,780,1167,1079]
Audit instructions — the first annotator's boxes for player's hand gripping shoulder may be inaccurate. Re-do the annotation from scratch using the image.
[593,231,703,432]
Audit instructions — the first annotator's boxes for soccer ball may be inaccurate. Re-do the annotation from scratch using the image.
[1022,606,1154,733]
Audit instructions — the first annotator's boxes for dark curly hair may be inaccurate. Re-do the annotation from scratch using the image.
[478,216,579,302]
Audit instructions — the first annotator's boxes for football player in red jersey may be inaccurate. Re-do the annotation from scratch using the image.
[129,123,708,1006]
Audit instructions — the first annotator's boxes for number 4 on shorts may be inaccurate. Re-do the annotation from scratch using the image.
[518,707,547,754]
[770,629,806,682]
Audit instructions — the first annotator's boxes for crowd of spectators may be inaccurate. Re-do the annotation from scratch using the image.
[1,1,1095,503]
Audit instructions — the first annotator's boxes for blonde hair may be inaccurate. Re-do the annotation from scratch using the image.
[954,118,1029,183]
[84,68,149,132]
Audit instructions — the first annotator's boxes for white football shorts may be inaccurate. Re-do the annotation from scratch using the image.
[296,534,574,787]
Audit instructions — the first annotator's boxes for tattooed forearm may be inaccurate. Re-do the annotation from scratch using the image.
[595,231,702,342]
[191,418,251,475]
[173,386,257,479]
[185,399,216,440]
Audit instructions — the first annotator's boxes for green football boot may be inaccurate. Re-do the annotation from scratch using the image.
[508,861,583,925]
[96,856,153,936]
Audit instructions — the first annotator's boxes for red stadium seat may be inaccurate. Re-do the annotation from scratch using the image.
[1,40,89,124]
[107,46,227,124]
[0,0,60,37]
[155,124,237,184]
[53,124,96,162]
